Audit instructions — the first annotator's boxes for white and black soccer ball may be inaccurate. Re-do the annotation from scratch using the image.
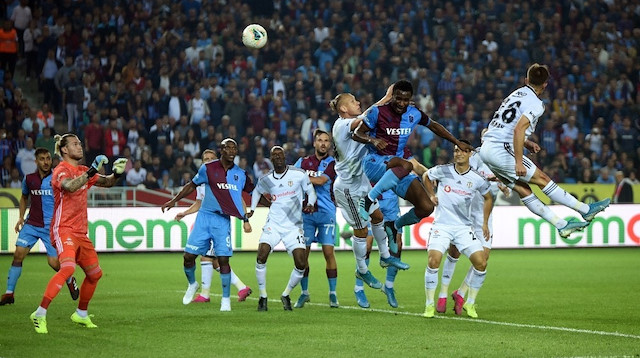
[242,24,268,49]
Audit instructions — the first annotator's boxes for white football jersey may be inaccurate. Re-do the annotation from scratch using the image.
[332,116,368,185]
[483,85,545,143]
[427,164,491,227]
[252,166,315,228]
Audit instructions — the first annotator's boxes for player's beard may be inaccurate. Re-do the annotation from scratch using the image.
[70,150,84,162]
[316,147,327,157]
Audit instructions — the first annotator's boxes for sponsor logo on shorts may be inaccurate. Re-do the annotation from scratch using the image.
[186,244,200,251]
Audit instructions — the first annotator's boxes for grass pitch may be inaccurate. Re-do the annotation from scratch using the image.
[0,248,638,358]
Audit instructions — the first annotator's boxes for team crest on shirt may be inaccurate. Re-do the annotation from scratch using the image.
[467,182,473,188]
[409,115,414,123]
[288,180,293,187]
[234,174,238,181]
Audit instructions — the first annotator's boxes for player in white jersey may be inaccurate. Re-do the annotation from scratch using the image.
[437,132,511,315]
[480,63,610,239]
[251,146,317,311]
[422,141,494,318]
[173,149,252,304]
[330,89,410,300]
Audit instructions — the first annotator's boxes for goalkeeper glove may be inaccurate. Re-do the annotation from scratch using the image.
[112,158,128,178]
[87,155,108,178]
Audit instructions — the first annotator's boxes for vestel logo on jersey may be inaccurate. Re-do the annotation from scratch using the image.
[30,189,52,196]
[216,183,238,190]
[385,128,412,136]
[305,170,322,177]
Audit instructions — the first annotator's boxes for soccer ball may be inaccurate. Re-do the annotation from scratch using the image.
[242,24,268,49]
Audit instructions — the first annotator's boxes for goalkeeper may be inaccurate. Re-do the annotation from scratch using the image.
[30,134,127,334]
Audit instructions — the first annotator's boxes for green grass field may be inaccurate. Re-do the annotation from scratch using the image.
[0,248,639,358]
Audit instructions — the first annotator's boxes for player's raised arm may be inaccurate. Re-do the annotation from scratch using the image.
[426,120,474,152]
[352,85,394,149]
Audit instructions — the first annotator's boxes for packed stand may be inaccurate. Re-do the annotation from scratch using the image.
[0,0,639,191]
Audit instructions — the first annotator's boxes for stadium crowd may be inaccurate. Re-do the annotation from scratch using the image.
[0,0,639,190]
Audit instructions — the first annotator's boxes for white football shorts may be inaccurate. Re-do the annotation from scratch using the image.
[333,175,379,230]
[259,221,305,254]
[479,141,538,188]
[428,224,484,258]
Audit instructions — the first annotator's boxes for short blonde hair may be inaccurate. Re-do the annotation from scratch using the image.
[329,93,352,113]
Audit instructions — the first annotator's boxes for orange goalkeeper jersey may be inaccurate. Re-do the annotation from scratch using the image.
[51,161,99,237]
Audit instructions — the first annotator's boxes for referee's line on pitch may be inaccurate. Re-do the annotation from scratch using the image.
[200,292,640,340]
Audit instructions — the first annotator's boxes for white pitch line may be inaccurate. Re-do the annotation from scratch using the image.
[198,292,640,340]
